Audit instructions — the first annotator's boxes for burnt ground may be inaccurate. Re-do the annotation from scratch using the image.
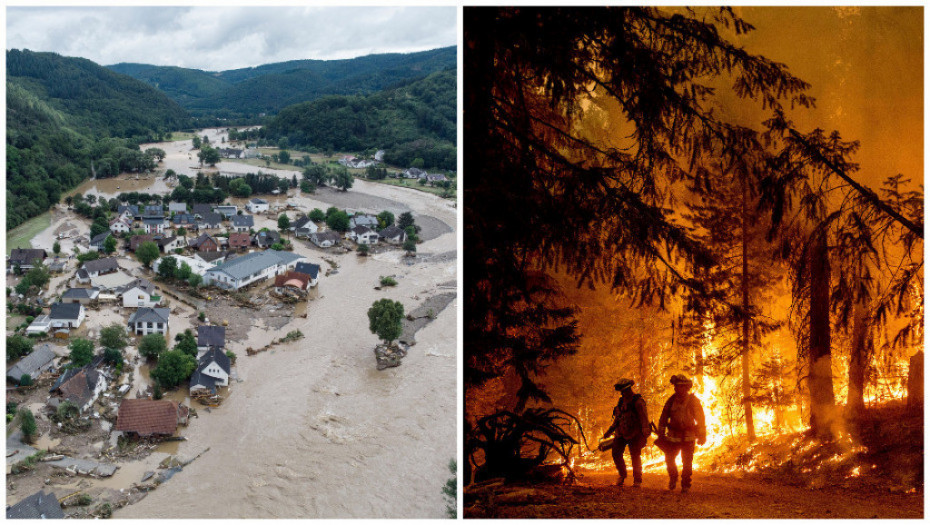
[465,471,923,519]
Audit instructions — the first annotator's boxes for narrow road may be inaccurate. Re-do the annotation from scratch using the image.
[466,472,922,519]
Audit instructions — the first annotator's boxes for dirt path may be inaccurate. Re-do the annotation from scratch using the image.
[466,472,923,519]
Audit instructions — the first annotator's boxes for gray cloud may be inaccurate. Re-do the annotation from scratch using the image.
[7,6,456,71]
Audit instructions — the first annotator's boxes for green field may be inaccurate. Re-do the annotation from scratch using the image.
[7,212,51,254]
[166,131,198,142]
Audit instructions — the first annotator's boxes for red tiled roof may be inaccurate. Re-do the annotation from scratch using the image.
[274,271,310,289]
[228,233,251,247]
[115,399,178,436]
[130,235,154,251]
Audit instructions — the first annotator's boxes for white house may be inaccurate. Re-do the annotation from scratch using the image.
[168,201,188,214]
[246,198,269,214]
[346,225,379,245]
[379,225,407,245]
[157,235,186,252]
[196,325,226,358]
[294,262,322,288]
[127,308,170,335]
[231,215,254,233]
[215,205,238,218]
[6,344,57,382]
[117,278,162,308]
[81,258,119,279]
[291,216,319,238]
[49,302,85,329]
[155,254,215,277]
[143,218,166,235]
[25,315,52,336]
[203,250,305,290]
[349,214,379,229]
[189,348,231,395]
[403,167,427,179]
[109,217,132,234]
[309,231,341,248]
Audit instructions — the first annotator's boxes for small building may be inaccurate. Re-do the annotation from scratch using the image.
[117,204,141,219]
[196,325,226,358]
[127,307,170,335]
[115,399,182,438]
[379,225,407,245]
[143,217,166,235]
[426,173,449,183]
[253,230,281,248]
[189,233,219,253]
[48,259,67,273]
[82,257,119,278]
[291,216,320,238]
[246,198,269,214]
[346,225,379,245]
[154,255,215,277]
[49,302,86,329]
[24,315,52,336]
[61,287,100,305]
[117,278,161,308]
[403,167,427,179]
[168,201,188,214]
[5,490,65,520]
[142,205,165,219]
[220,148,243,159]
[231,214,254,233]
[8,248,47,273]
[215,205,238,218]
[130,234,155,252]
[6,344,57,382]
[48,365,106,413]
[90,232,112,251]
[294,261,321,288]
[228,232,251,251]
[197,212,224,230]
[191,203,213,217]
[273,271,312,294]
[203,250,305,290]
[195,251,228,265]
[189,348,231,395]
[348,214,379,229]
[171,213,197,229]
[109,217,133,234]
[308,231,341,248]
[156,235,186,252]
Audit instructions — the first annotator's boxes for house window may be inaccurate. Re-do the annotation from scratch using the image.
[147,322,153,328]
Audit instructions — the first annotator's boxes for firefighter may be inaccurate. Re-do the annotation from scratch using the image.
[657,374,706,493]
[602,378,650,487]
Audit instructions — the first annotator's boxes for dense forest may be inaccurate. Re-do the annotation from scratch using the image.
[262,69,456,170]
[108,47,456,120]
[6,50,189,230]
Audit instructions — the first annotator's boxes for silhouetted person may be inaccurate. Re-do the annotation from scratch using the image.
[602,378,650,487]
[658,374,706,493]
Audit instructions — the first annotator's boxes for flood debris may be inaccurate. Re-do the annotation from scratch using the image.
[374,343,409,370]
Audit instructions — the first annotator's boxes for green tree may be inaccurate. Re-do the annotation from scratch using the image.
[411,158,425,169]
[397,212,416,230]
[377,211,395,229]
[309,208,326,222]
[367,299,405,345]
[443,459,457,519]
[198,145,220,167]
[403,238,417,254]
[303,164,329,187]
[76,251,99,263]
[7,335,34,362]
[279,150,291,164]
[103,347,124,368]
[103,235,117,254]
[158,255,178,279]
[300,181,314,193]
[137,241,160,267]
[326,210,350,232]
[333,169,354,191]
[19,374,33,387]
[150,350,197,388]
[278,214,291,231]
[173,329,197,357]
[99,323,128,351]
[68,338,94,367]
[139,333,167,359]
[177,262,192,281]
[192,136,202,149]
[358,243,370,256]
[325,206,339,219]
[53,241,61,255]
[19,408,36,443]
[270,243,284,251]
[177,227,187,237]
[188,273,203,288]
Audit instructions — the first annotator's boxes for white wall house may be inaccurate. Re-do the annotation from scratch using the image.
[143,218,166,235]
[246,198,269,214]
[117,279,162,308]
[203,250,305,290]
[49,303,86,329]
[346,226,380,245]
[154,254,215,277]
[109,218,132,234]
[127,308,170,335]
[189,348,232,394]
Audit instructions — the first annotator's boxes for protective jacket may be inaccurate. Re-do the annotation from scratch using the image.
[605,394,650,441]
[658,393,706,442]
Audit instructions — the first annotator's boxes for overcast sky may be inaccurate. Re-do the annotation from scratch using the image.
[7,6,457,71]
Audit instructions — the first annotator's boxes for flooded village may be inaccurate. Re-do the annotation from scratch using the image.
[5,128,458,518]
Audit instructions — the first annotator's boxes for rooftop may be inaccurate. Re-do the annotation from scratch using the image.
[208,250,303,281]
[115,399,178,436]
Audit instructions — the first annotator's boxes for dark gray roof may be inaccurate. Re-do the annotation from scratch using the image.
[249,198,267,204]
[189,368,217,393]
[294,262,321,280]
[196,250,228,263]
[82,257,119,274]
[157,236,179,247]
[311,231,342,243]
[192,203,213,216]
[197,326,226,348]
[379,225,405,239]
[189,233,215,248]
[50,302,83,320]
[199,212,223,225]
[128,307,170,325]
[143,205,164,216]
[118,278,156,296]
[172,213,196,224]
[9,248,47,266]
[76,269,89,280]
[253,230,280,247]
[118,204,141,216]
[231,215,254,228]
[6,490,65,519]
[208,250,302,281]
[351,225,373,235]
[90,232,111,245]
[143,217,165,226]
[61,287,100,300]
[7,344,56,379]
[198,347,231,375]
[291,216,311,229]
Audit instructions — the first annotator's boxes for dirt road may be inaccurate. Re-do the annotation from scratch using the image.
[466,472,923,519]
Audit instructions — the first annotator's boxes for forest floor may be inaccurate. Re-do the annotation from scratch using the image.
[464,471,923,518]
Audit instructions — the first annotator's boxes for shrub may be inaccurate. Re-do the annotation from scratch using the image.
[19,374,33,387]
[198,311,206,322]
[139,333,167,359]
[19,408,37,443]
[379,276,398,287]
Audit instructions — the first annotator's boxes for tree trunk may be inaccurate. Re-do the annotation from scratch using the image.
[808,229,836,437]
[741,179,756,442]
[907,350,923,410]
[846,300,869,418]
[638,313,647,389]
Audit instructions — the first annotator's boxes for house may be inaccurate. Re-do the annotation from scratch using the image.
[294,262,321,287]
[189,348,232,394]
[156,235,186,252]
[61,287,100,304]
[49,302,86,329]
[246,198,269,214]
[191,203,213,216]
[253,230,281,248]
[48,365,106,413]
[220,148,243,159]
[24,315,52,336]
[215,205,238,218]
[189,233,219,252]
[142,205,165,218]
[171,213,197,229]
[228,232,251,251]
[338,155,358,167]
[154,255,214,277]
[115,399,182,437]
[117,204,141,219]
[403,167,428,179]
[426,173,449,183]
[243,148,260,159]
[196,325,226,357]
[379,225,407,245]
[197,212,224,230]
[346,225,379,245]
[5,490,65,520]
[273,271,312,294]
[48,260,67,273]
[109,217,132,234]
[374,149,385,162]
[349,214,379,229]
[231,214,254,232]
[308,231,342,248]
[6,344,56,382]
[203,250,305,290]
[195,251,228,265]
[130,234,154,252]
[82,257,119,278]
[143,217,166,235]
[127,308,170,335]
[168,201,188,214]
[90,232,112,251]
[117,278,161,308]
[8,248,47,273]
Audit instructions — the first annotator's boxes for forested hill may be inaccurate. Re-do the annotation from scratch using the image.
[107,46,456,120]
[7,49,190,230]
[262,68,456,170]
